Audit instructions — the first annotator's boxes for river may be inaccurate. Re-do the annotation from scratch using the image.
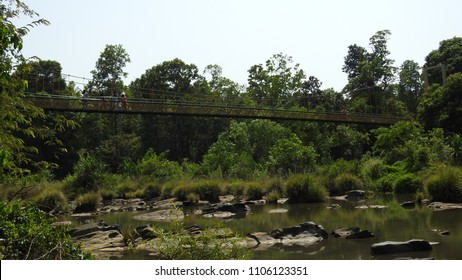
[69,195,462,260]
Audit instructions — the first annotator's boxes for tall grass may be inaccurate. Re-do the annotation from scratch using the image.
[285,173,328,203]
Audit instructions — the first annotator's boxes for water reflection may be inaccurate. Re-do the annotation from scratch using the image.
[67,196,462,259]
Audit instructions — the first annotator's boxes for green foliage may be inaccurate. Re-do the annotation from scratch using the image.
[138,149,183,182]
[74,192,101,213]
[154,221,251,260]
[425,166,462,202]
[88,44,131,94]
[419,73,462,134]
[331,173,363,196]
[424,37,462,85]
[66,154,108,197]
[285,173,327,203]
[267,134,318,175]
[0,200,92,260]
[394,173,422,194]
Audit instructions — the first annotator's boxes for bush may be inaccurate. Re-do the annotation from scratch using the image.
[137,149,183,182]
[331,173,363,196]
[425,166,462,202]
[223,181,246,197]
[34,190,68,212]
[0,200,93,260]
[285,174,328,203]
[394,173,422,194]
[244,182,265,200]
[74,193,101,213]
[161,181,177,199]
[67,154,108,197]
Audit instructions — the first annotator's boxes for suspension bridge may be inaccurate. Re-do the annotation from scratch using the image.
[25,93,409,125]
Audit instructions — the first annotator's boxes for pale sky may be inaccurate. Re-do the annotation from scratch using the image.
[17,0,462,91]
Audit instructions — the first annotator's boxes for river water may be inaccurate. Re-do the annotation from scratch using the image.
[71,195,462,260]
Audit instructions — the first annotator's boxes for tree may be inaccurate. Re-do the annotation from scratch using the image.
[0,0,50,177]
[88,44,130,95]
[130,59,228,161]
[418,73,462,133]
[424,37,462,85]
[342,30,401,114]
[398,60,422,114]
[15,59,66,94]
[247,53,305,107]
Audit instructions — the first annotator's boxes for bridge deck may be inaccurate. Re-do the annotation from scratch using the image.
[25,94,409,125]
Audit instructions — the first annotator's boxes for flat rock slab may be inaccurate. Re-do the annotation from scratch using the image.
[371,239,432,255]
[268,208,289,214]
[133,208,184,221]
[428,202,462,211]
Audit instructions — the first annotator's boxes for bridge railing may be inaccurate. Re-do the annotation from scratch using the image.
[24,93,410,125]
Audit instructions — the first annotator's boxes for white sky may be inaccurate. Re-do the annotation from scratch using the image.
[18,0,462,91]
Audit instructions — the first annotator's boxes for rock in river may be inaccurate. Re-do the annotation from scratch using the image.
[247,222,328,248]
[68,221,126,259]
[332,227,374,239]
[133,208,184,222]
[371,239,432,255]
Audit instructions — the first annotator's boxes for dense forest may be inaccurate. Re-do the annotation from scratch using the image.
[2,1,462,260]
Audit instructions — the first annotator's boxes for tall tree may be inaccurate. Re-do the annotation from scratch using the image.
[0,0,50,176]
[398,60,422,114]
[88,44,130,95]
[247,53,305,107]
[342,30,401,114]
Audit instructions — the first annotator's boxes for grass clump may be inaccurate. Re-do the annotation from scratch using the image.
[34,189,68,212]
[425,166,462,202]
[154,221,251,260]
[331,173,363,196]
[191,180,222,203]
[74,192,101,213]
[285,173,327,203]
[244,182,265,200]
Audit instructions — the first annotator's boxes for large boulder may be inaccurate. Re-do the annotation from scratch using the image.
[247,222,328,248]
[371,239,432,255]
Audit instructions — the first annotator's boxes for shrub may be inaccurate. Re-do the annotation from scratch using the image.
[67,154,108,197]
[264,177,284,194]
[331,173,363,196]
[360,157,387,183]
[0,200,93,260]
[394,173,422,194]
[285,174,328,203]
[425,166,462,202]
[34,190,68,212]
[376,173,397,193]
[192,180,222,203]
[74,193,101,213]
[137,149,183,182]
[244,182,265,200]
